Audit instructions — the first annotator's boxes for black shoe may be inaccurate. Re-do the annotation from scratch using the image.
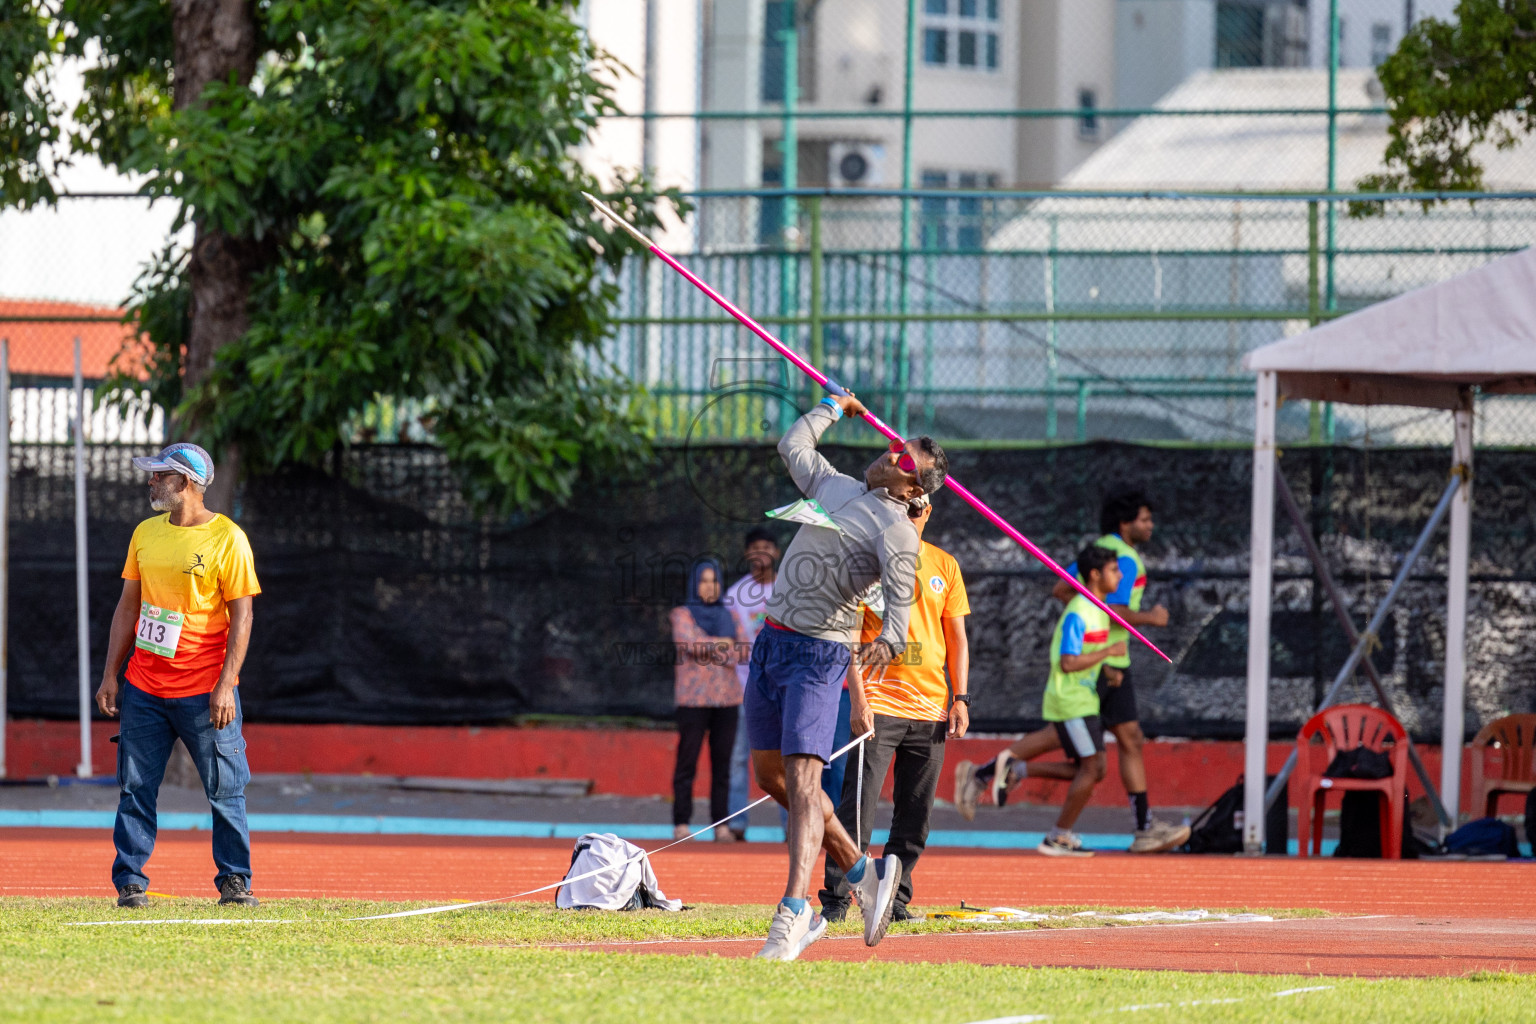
[218,876,260,907]
[892,903,915,923]
[820,902,849,923]
[116,884,148,909]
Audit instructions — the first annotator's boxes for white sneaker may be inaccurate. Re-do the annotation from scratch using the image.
[1037,831,1093,857]
[1129,818,1191,853]
[755,902,827,962]
[990,750,1016,807]
[849,853,902,947]
[953,760,980,822]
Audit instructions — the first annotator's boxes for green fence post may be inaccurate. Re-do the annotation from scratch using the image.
[809,195,824,413]
[1076,380,1089,442]
[1308,200,1322,443]
[1045,215,1059,439]
[896,0,917,438]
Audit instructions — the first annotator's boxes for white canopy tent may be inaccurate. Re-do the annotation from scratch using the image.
[1240,246,1536,852]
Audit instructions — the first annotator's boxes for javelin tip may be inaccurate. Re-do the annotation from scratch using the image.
[581,191,655,249]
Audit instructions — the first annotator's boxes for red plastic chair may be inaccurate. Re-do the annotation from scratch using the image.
[1470,714,1536,818]
[1296,704,1409,859]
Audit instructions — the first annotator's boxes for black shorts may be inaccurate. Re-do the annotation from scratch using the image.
[1096,664,1139,728]
[1052,716,1105,762]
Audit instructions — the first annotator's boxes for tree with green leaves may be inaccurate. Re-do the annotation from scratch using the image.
[1,0,669,512]
[1361,0,1536,193]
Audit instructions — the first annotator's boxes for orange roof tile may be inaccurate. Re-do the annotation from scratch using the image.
[0,300,149,380]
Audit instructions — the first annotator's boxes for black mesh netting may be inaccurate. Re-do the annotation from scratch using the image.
[9,442,1536,741]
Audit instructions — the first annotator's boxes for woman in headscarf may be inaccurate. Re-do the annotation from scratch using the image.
[670,558,747,841]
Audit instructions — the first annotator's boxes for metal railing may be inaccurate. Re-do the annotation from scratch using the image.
[607,189,1536,447]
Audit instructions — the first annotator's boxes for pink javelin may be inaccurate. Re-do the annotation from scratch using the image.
[583,192,1170,662]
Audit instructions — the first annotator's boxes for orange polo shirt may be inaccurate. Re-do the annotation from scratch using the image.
[859,541,969,722]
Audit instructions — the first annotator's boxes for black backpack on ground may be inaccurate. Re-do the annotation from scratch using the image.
[1527,789,1536,858]
[1182,775,1287,855]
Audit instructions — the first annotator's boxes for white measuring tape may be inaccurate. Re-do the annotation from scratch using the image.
[71,729,875,927]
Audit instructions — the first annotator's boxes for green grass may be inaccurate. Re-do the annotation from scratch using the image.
[2,898,1531,1024]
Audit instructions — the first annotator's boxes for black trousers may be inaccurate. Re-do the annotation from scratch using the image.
[820,714,947,912]
[673,705,738,827]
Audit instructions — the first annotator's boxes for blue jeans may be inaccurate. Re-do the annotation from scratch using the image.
[112,681,253,891]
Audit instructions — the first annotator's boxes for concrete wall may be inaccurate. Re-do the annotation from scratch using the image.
[1016,0,1116,186]
[1115,0,1216,109]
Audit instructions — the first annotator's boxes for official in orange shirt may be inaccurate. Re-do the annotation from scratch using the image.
[93,443,261,910]
[819,493,970,921]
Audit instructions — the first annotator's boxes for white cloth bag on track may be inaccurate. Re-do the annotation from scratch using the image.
[555,833,682,912]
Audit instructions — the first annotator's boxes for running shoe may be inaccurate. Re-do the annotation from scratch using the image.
[217,876,260,907]
[1037,831,1094,857]
[850,853,902,947]
[953,760,980,822]
[116,884,148,909]
[990,750,1016,808]
[1129,817,1191,854]
[755,902,828,961]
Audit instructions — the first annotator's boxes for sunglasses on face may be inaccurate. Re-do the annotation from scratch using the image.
[888,439,918,474]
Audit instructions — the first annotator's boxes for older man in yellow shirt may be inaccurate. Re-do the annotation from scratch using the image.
[94,443,261,910]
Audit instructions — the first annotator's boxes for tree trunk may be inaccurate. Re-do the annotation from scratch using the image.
[171,0,262,514]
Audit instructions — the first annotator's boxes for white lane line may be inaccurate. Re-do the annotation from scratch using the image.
[959,984,1335,1023]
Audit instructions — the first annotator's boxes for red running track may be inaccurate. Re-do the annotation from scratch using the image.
[5,829,1533,976]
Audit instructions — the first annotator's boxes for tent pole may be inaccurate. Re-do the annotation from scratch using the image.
[1264,470,1462,810]
[1440,400,1473,829]
[1243,371,1278,853]
[1273,467,1452,828]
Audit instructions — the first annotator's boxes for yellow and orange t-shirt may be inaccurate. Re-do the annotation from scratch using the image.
[858,540,969,722]
[121,513,261,698]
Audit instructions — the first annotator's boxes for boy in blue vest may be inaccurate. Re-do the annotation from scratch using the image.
[953,544,1124,856]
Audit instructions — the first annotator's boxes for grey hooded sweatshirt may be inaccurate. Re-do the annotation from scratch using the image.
[763,402,919,655]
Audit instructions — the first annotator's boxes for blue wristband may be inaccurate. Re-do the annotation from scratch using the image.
[819,396,843,418]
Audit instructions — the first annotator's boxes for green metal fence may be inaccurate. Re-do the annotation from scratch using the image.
[607,189,1536,447]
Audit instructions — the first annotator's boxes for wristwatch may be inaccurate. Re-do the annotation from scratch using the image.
[952,694,972,706]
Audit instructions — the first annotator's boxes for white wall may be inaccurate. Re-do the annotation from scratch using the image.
[1115,0,1215,109]
[1016,0,1117,186]
[1308,0,1457,69]
[579,0,702,250]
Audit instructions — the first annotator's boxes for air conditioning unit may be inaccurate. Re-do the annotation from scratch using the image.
[828,142,886,187]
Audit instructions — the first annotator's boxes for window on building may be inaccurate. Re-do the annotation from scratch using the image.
[1370,22,1392,65]
[918,170,1001,251]
[760,1,818,103]
[760,1,793,103]
[1215,2,1265,67]
[922,0,1000,71]
[1077,88,1099,140]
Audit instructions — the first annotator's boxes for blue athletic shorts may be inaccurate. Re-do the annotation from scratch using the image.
[743,624,851,763]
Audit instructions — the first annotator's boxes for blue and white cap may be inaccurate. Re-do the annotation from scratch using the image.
[131,442,215,486]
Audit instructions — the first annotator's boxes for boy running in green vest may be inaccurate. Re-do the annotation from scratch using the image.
[1048,488,1189,854]
[952,544,1124,856]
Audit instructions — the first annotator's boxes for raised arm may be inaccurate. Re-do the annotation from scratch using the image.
[777,400,850,499]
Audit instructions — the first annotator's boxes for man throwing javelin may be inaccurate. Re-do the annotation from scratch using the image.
[748,393,948,961]
[95,443,262,909]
